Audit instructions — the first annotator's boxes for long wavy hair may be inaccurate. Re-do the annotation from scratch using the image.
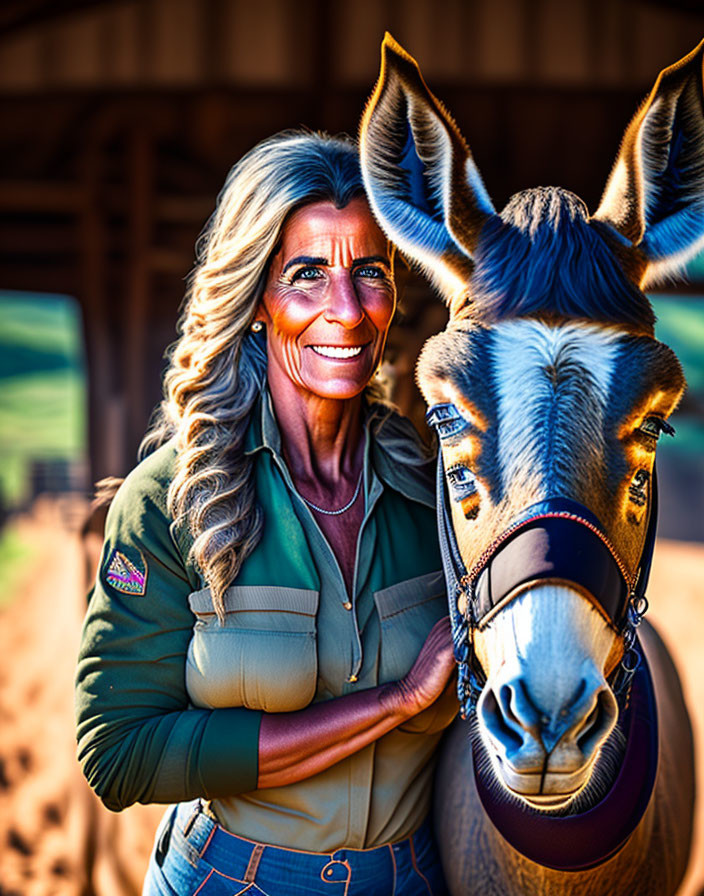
[140,130,379,622]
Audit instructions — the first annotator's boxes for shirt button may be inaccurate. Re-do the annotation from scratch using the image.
[326,868,334,877]
[342,601,352,610]
[348,674,358,683]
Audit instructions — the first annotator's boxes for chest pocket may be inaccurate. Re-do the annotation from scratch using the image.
[373,570,446,683]
[186,585,319,713]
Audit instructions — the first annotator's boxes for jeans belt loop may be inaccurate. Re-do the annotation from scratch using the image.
[182,801,202,839]
[244,843,265,883]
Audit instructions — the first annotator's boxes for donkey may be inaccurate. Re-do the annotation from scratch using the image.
[360,35,700,895]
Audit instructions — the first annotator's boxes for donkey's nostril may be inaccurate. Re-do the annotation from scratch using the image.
[575,688,619,757]
[577,703,600,748]
[480,684,524,755]
[499,684,521,727]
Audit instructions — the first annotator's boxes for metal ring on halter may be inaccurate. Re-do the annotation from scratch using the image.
[621,650,641,674]
[633,595,649,618]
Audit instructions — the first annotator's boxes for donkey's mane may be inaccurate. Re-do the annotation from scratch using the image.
[467,187,655,332]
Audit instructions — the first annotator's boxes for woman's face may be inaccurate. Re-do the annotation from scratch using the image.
[257,198,396,401]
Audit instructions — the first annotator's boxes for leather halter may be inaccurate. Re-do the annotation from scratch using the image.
[434,447,659,718]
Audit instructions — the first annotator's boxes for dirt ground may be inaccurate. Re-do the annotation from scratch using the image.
[0,500,702,895]
[0,501,163,896]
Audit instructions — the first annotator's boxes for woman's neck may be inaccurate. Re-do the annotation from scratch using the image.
[267,367,365,493]
[267,370,367,596]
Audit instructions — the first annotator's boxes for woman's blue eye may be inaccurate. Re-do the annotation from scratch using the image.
[354,266,384,279]
[292,267,323,281]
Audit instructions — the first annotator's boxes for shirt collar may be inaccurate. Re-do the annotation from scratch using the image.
[243,388,283,457]
[243,389,436,510]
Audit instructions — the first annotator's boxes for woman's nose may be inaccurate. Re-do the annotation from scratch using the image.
[323,273,365,328]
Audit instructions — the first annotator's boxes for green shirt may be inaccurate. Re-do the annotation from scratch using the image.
[75,394,457,849]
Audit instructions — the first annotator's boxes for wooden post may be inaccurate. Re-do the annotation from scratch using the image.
[79,132,114,485]
[124,121,154,461]
[309,0,333,128]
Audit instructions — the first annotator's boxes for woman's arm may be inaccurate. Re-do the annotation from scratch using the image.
[76,445,455,809]
[257,616,454,788]
[76,447,262,811]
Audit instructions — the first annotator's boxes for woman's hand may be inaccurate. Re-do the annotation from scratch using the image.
[256,616,456,790]
[395,616,455,717]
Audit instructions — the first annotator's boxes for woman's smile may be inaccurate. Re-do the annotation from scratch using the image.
[308,343,368,359]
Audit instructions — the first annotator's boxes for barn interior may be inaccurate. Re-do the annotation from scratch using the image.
[0,1,703,894]
[2,0,703,492]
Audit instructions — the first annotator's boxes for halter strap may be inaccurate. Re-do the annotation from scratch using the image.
[633,465,658,604]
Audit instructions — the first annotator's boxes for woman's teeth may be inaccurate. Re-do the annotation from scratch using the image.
[311,345,364,359]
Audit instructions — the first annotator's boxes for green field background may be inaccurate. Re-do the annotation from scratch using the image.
[0,292,86,507]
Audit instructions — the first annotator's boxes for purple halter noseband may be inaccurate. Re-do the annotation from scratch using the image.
[472,652,658,871]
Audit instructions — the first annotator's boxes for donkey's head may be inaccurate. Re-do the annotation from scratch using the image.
[361,35,701,808]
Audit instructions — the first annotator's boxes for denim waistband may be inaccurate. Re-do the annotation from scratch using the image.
[169,798,437,891]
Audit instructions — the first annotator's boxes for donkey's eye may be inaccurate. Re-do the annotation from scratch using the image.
[426,403,468,441]
[638,416,675,440]
[446,465,477,501]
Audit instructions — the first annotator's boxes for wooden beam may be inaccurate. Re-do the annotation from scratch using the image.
[0,224,76,254]
[0,0,108,37]
[199,0,227,84]
[0,265,80,295]
[79,134,115,483]
[154,195,212,223]
[0,181,81,213]
[0,179,215,225]
[148,247,192,274]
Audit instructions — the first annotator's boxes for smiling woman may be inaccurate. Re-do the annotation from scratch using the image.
[75,130,457,896]
[254,198,398,590]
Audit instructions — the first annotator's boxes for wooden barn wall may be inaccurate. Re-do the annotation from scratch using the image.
[1,0,702,92]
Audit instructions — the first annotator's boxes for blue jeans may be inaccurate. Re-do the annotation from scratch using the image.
[143,799,449,896]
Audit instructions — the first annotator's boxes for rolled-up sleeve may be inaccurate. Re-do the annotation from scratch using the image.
[75,444,261,812]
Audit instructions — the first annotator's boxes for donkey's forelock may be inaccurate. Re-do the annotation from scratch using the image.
[501,186,588,239]
[465,186,655,332]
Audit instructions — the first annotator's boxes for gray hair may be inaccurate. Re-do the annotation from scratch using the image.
[140,130,378,622]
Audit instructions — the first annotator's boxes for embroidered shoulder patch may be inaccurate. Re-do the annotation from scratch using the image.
[105,548,147,595]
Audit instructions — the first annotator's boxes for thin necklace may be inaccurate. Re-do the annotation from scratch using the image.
[298,468,364,516]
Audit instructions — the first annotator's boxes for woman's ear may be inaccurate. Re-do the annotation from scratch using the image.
[251,299,270,331]
[359,33,496,307]
[593,39,704,288]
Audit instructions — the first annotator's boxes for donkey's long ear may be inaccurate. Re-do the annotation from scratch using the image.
[359,33,495,305]
[594,40,704,288]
